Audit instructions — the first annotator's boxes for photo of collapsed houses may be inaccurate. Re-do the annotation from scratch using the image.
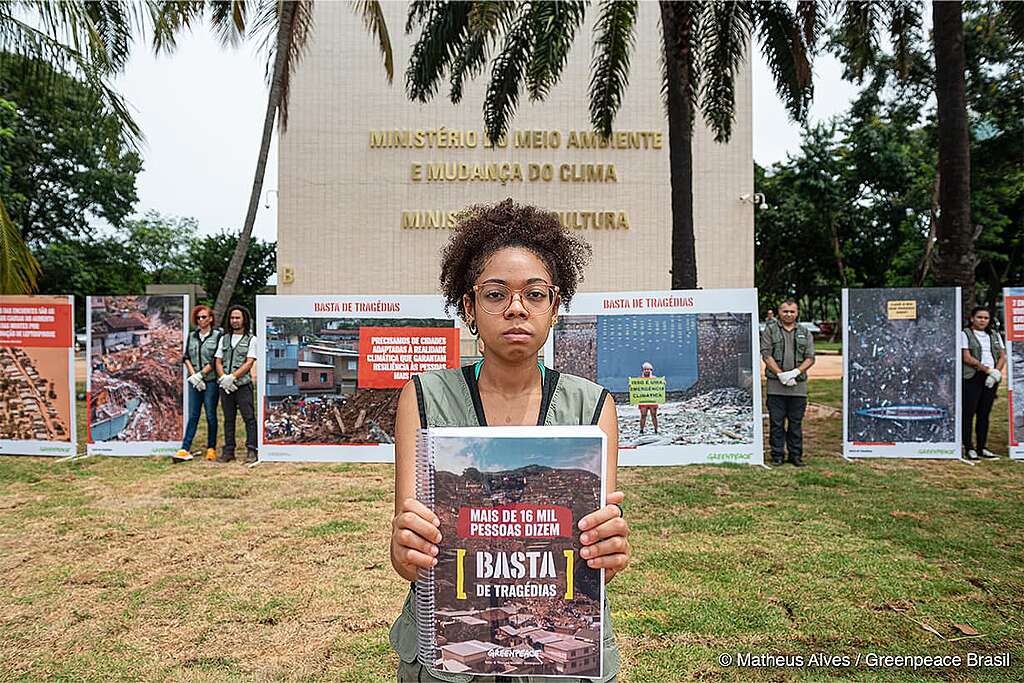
[263,317,452,445]
[1013,345,1024,442]
[0,346,72,444]
[430,434,603,676]
[553,313,755,448]
[846,288,957,444]
[88,296,185,443]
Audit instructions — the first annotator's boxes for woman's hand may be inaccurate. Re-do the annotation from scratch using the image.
[578,490,630,582]
[390,497,441,581]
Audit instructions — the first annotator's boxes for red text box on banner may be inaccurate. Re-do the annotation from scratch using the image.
[456,505,574,539]
[0,303,73,348]
[1006,296,1024,343]
[357,326,460,389]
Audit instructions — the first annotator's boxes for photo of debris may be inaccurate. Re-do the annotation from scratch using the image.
[1013,345,1024,445]
[263,317,451,445]
[427,432,603,676]
[0,346,72,443]
[553,313,755,448]
[846,288,958,444]
[88,296,185,445]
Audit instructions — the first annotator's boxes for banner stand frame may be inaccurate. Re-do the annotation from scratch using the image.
[55,452,94,464]
[958,457,977,467]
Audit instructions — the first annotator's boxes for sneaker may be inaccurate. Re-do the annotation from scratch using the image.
[244,450,258,464]
[216,450,236,463]
[771,456,784,466]
[172,449,193,461]
[966,449,979,461]
[205,448,217,462]
[980,449,1000,460]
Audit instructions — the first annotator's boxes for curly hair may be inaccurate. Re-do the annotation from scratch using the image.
[439,199,592,321]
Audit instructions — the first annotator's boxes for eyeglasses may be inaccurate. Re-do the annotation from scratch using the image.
[472,283,559,315]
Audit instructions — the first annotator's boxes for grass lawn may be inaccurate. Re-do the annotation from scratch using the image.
[0,380,1020,681]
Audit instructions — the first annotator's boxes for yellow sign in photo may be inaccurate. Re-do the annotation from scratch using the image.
[887,300,918,320]
[629,376,666,405]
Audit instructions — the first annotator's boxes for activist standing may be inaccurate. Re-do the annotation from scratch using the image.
[388,200,630,682]
[638,361,659,435]
[760,300,816,466]
[175,305,222,461]
[215,304,258,463]
[961,306,1006,460]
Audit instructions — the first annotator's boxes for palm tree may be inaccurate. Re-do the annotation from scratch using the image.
[0,0,141,293]
[154,0,393,323]
[404,1,818,289]
[832,0,1024,312]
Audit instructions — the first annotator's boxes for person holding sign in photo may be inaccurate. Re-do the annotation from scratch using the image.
[761,300,815,466]
[388,199,630,682]
[637,361,659,435]
[961,306,1007,460]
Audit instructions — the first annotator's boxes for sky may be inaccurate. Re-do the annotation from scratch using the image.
[112,24,862,243]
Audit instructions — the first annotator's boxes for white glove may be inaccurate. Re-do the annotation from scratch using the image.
[218,374,237,392]
[188,372,204,389]
[987,368,1002,384]
[195,379,206,392]
[777,369,799,384]
[783,376,798,387]
[985,374,996,389]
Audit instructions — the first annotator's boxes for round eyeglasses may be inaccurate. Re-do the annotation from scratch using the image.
[472,283,559,315]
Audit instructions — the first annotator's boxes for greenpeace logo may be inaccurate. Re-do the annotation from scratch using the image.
[708,452,752,461]
[488,647,540,659]
[39,446,71,453]
[919,448,954,455]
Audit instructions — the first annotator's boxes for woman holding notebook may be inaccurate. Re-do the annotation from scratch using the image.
[388,200,631,681]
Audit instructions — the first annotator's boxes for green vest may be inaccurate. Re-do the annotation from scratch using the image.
[764,320,809,381]
[389,365,621,683]
[962,328,1004,379]
[186,328,222,381]
[221,333,254,386]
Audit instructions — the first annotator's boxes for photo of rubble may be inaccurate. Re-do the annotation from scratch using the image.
[1012,345,1023,441]
[846,288,958,444]
[88,296,185,443]
[263,316,451,445]
[430,433,603,676]
[553,313,755,448]
[0,346,72,443]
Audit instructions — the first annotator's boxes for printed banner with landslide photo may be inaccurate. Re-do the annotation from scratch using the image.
[0,295,77,456]
[1006,287,1024,460]
[843,288,961,459]
[257,295,459,462]
[86,296,187,456]
[543,289,763,466]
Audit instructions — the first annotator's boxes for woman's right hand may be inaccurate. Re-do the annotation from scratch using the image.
[390,497,441,581]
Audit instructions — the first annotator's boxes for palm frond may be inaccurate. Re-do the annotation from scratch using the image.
[833,0,882,82]
[405,0,433,35]
[659,0,703,132]
[752,0,813,122]
[886,1,922,80]
[699,1,752,143]
[352,0,394,84]
[483,5,534,144]
[589,0,636,137]
[207,0,249,49]
[525,0,586,101]
[999,0,1024,44]
[405,1,471,102]
[449,1,515,103]
[0,196,40,295]
[149,1,207,53]
[795,0,824,54]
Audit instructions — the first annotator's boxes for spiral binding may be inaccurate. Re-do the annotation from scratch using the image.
[414,428,437,667]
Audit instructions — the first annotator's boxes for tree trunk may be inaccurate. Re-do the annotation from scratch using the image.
[212,0,296,326]
[828,214,847,288]
[913,168,940,286]
[931,1,975,314]
[660,1,698,290]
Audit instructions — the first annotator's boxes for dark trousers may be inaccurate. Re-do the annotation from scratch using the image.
[767,394,807,461]
[963,374,997,451]
[182,381,219,450]
[221,383,257,454]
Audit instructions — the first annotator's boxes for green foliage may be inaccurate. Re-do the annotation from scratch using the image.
[0,53,141,245]
[120,211,199,284]
[193,229,276,315]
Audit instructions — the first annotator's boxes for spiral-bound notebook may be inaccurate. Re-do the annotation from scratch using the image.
[416,426,606,677]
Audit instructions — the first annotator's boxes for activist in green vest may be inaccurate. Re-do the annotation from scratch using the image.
[389,200,630,682]
[215,304,258,464]
[175,304,223,462]
[759,300,816,467]
[960,306,1007,460]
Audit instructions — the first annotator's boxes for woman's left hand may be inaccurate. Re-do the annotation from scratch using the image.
[578,490,630,582]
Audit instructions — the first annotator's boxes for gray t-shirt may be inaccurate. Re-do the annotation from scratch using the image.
[760,324,815,397]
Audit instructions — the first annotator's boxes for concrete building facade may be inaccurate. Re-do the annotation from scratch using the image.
[277,2,754,297]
